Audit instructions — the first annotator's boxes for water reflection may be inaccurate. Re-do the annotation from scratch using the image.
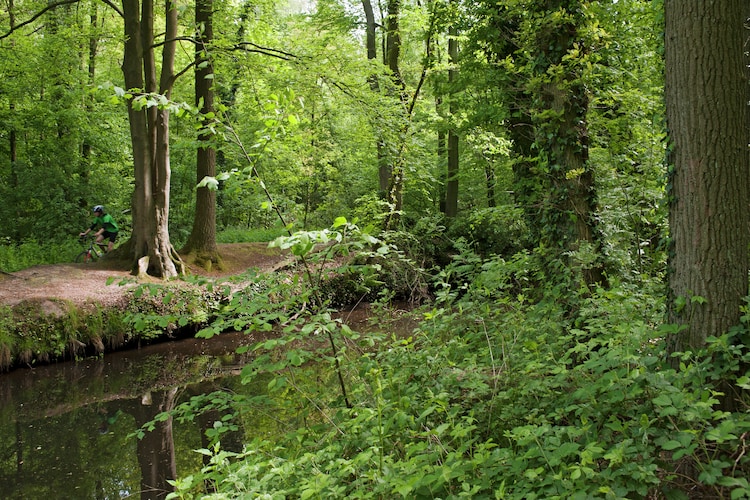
[0,331,259,499]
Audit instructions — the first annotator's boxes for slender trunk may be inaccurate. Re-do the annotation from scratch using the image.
[182,0,219,264]
[444,20,459,218]
[437,96,446,212]
[485,165,496,207]
[361,0,390,195]
[8,0,16,189]
[383,0,405,228]
[122,0,151,261]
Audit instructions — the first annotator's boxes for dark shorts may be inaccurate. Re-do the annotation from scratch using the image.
[102,231,118,243]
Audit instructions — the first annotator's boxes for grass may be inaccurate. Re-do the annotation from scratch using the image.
[216,225,289,243]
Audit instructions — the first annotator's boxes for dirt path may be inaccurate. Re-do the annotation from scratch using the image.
[0,243,292,311]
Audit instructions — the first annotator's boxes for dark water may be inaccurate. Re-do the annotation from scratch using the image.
[0,305,414,499]
[0,331,263,500]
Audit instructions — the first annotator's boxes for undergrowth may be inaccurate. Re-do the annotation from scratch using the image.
[149,225,750,500]
[0,238,82,272]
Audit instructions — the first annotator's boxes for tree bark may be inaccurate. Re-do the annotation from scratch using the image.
[361,0,390,196]
[121,0,183,278]
[181,0,220,269]
[383,0,405,228]
[665,1,750,355]
[444,18,459,218]
[526,1,607,288]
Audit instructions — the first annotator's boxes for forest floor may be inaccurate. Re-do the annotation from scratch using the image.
[0,242,292,313]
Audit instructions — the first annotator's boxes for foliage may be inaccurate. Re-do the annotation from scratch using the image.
[446,205,530,258]
[215,226,289,244]
[0,239,82,272]
[158,243,750,499]
[123,281,229,340]
[3,0,747,498]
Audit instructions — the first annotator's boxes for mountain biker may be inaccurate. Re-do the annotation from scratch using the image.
[80,205,119,252]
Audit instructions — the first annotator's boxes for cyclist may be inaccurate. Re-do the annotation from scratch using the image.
[80,205,119,252]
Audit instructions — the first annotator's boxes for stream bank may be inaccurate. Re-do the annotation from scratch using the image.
[0,243,293,372]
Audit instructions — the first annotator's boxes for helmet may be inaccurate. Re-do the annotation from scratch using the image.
[93,205,104,213]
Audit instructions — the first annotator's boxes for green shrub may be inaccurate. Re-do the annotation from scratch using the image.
[155,236,749,500]
[446,205,530,258]
[0,238,81,272]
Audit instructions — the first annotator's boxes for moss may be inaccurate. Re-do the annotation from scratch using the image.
[0,298,138,371]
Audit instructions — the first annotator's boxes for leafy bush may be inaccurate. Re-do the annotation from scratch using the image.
[124,280,229,340]
[446,205,530,258]
[154,235,749,500]
[0,238,82,272]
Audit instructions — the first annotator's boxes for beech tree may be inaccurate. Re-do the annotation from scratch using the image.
[121,0,184,278]
[665,1,749,366]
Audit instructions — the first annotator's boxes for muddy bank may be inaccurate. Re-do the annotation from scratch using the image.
[0,243,293,372]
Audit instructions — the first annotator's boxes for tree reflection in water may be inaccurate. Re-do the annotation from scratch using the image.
[0,331,258,499]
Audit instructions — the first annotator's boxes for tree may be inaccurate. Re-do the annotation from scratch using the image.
[443,0,459,218]
[467,0,608,288]
[382,0,406,228]
[180,0,221,270]
[665,1,749,370]
[121,0,184,278]
[360,0,390,196]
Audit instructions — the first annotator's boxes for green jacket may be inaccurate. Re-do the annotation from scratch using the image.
[90,213,119,233]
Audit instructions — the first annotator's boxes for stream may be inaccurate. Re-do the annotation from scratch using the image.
[0,330,268,499]
[0,305,414,499]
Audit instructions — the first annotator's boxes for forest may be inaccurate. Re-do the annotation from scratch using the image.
[1,0,750,497]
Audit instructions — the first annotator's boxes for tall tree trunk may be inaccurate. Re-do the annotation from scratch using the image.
[122,0,151,259]
[361,0,390,196]
[528,1,606,288]
[383,0,405,229]
[437,96,446,212]
[181,0,220,269]
[82,4,97,162]
[8,0,16,190]
[121,0,183,278]
[444,19,459,218]
[665,1,749,364]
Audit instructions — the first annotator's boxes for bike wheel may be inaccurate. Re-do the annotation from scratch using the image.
[75,251,92,263]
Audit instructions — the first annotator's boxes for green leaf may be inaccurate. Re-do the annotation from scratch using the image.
[660,440,682,451]
[197,176,219,190]
[652,394,671,406]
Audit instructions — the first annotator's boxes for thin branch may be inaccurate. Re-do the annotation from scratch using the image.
[171,59,196,86]
[153,36,297,61]
[231,41,297,61]
[98,0,123,18]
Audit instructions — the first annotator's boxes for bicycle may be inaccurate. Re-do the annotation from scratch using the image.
[75,235,109,263]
